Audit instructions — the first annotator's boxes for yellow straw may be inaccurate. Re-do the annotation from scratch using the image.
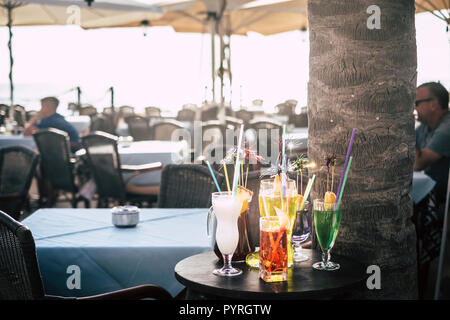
[223,162,231,191]
[299,174,316,212]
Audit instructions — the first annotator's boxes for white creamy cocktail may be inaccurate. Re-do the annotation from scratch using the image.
[212,191,243,276]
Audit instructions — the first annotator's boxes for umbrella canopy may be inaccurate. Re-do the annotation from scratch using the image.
[0,0,163,106]
[83,0,308,36]
[0,0,163,26]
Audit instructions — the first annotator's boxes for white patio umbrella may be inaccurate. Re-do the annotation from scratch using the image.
[83,0,308,104]
[0,0,163,106]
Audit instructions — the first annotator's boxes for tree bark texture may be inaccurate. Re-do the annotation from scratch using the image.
[307,0,418,299]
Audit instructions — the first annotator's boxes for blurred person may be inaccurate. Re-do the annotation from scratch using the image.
[24,96,80,150]
[414,82,450,204]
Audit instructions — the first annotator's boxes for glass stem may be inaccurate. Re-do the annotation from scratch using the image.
[222,253,233,269]
[322,250,330,265]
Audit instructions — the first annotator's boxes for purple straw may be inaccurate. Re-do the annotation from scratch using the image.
[334,128,356,209]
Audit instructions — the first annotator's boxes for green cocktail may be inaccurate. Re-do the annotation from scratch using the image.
[313,199,342,271]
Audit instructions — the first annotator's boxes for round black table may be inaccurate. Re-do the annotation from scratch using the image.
[174,249,367,299]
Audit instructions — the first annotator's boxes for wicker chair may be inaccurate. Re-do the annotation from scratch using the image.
[81,132,163,208]
[33,129,89,208]
[0,146,39,221]
[124,115,151,141]
[158,164,224,208]
[0,210,172,300]
[151,119,185,141]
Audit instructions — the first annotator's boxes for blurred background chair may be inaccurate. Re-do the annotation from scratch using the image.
[79,105,97,117]
[176,108,196,122]
[151,119,185,141]
[275,102,295,116]
[33,129,89,208]
[201,104,219,121]
[90,113,116,135]
[81,132,162,208]
[291,113,308,127]
[145,106,161,118]
[0,146,39,221]
[225,116,244,130]
[235,109,254,125]
[0,209,173,300]
[25,110,38,122]
[13,105,26,128]
[119,105,135,118]
[125,115,151,141]
[158,164,224,208]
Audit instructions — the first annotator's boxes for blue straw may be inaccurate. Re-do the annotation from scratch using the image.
[206,160,221,192]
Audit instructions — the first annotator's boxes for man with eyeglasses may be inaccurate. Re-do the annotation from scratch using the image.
[414,82,449,204]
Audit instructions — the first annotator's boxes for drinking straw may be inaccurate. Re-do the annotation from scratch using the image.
[281,125,287,210]
[222,161,231,191]
[232,124,244,197]
[335,128,356,208]
[299,174,316,212]
[205,160,221,192]
[335,156,352,211]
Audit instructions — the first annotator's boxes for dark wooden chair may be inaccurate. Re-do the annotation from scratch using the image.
[158,164,224,208]
[81,132,163,208]
[124,115,152,141]
[151,119,185,141]
[0,209,172,300]
[33,129,89,208]
[0,146,39,221]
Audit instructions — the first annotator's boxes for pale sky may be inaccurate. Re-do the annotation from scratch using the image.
[0,11,448,115]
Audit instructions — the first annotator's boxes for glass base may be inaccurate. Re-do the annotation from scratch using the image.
[312,261,340,271]
[213,266,243,277]
[294,251,309,262]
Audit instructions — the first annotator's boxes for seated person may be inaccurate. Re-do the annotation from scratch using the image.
[23,96,81,151]
[414,82,450,205]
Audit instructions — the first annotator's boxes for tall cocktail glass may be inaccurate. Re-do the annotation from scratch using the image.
[259,216,288,282]
[259,178,298,267]
[312,199,342,271]
[212,191,244,277]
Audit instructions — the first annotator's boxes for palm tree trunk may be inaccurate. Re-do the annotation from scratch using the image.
[308,0,418,299]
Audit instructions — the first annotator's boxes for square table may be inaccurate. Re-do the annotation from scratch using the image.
[22,208,212,298]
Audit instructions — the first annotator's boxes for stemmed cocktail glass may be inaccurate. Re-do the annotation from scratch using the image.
[211,191,244,277]
[312,199,342,271]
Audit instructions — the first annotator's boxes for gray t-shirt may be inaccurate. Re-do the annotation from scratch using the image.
[416,112,450,194]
